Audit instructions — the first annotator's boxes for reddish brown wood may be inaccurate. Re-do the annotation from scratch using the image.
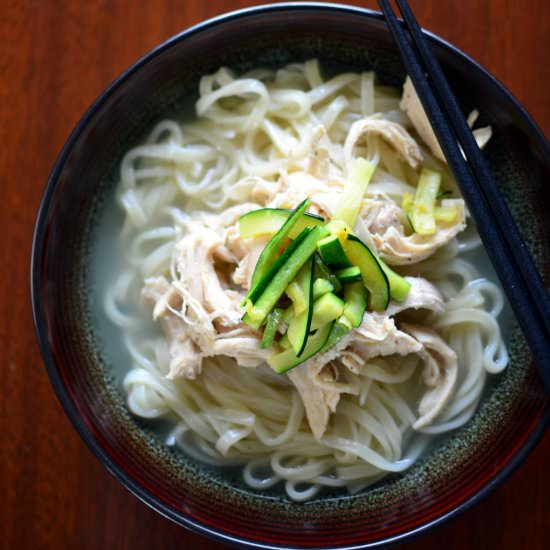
[1,1,548,548]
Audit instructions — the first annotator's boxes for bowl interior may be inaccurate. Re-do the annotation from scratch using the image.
[33,4,550,549]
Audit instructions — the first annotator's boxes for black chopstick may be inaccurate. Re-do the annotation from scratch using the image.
[377,0,550,389]
[393,0,550,334]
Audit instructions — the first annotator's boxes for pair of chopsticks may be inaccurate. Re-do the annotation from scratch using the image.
[378,0,550,390]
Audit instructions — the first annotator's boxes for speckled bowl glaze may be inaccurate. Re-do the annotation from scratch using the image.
[31,3,550,549]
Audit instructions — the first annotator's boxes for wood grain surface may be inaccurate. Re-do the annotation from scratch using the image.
[1,1,549,548]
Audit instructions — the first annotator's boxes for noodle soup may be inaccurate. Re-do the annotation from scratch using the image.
[92,60,510,501]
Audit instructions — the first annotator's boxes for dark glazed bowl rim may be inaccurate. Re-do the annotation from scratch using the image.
[31,3,550,549]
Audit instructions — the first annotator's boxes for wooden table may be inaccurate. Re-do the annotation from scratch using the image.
[2,1,549,548]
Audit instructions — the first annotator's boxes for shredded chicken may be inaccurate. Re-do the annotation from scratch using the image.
[232,236,268,290]
[208,329,272,367]
[308,318,420,436]
[143,214,275,379]
[142,275,182,320]
[360,198,466,265]
[307,125,330,180]
[385,276,445,317]
[161,315,203,379]
[467,110,493,150]
[288,366,331,440]
[344,113,423,173]
[173,219,243,328]
[400,76,492,162]
[401,323,458,429]
[267,170,344,219]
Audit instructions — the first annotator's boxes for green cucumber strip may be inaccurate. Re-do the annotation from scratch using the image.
[260,308,283,349]
[286,257,315,356]
[250,198,310,288]
[317,234,351,268]
[238,208,324,239]
[401,191,413,214]
[244,225,330,329]
[278,332,291,349]
[310,292,345,330]
[336,266,362,283]
[333,157,376,228]
[313,278,334,300]
[242,226,311,308]
[409,168,441,235]
[268,322,333,374]
[377,258,411,302]
[282,305,295,324]
[343,282,368,327]
[344,234,390,311]
[318,317,352,355]
[434,205,459,223]
[285,281,307,315]
[313,253,342,293]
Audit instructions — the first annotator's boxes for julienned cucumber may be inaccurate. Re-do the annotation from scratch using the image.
[286,257,314,356]
[408,168,441,235]
[244,225,330,329]
[249,198,310,288]
[332,157,376,228]
[335,266,362,283]
[343,282,368,327]
[310,292,345,330]
[317,234,351,269]
[288,291,344,354]
[378,260,411,302]
[313,278,334,299]
[343,235,410,305]
[318,317,352,355]
[343,234,390,311]
[313,253,342,293]
[240,157,416,373]
[242,226,311,307]
[260,308,283,349]
[268,322,334,374]
[238,208,324,239]
[285,280,307,315]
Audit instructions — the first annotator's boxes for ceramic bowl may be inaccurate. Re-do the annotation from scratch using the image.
[31,3,550,548]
